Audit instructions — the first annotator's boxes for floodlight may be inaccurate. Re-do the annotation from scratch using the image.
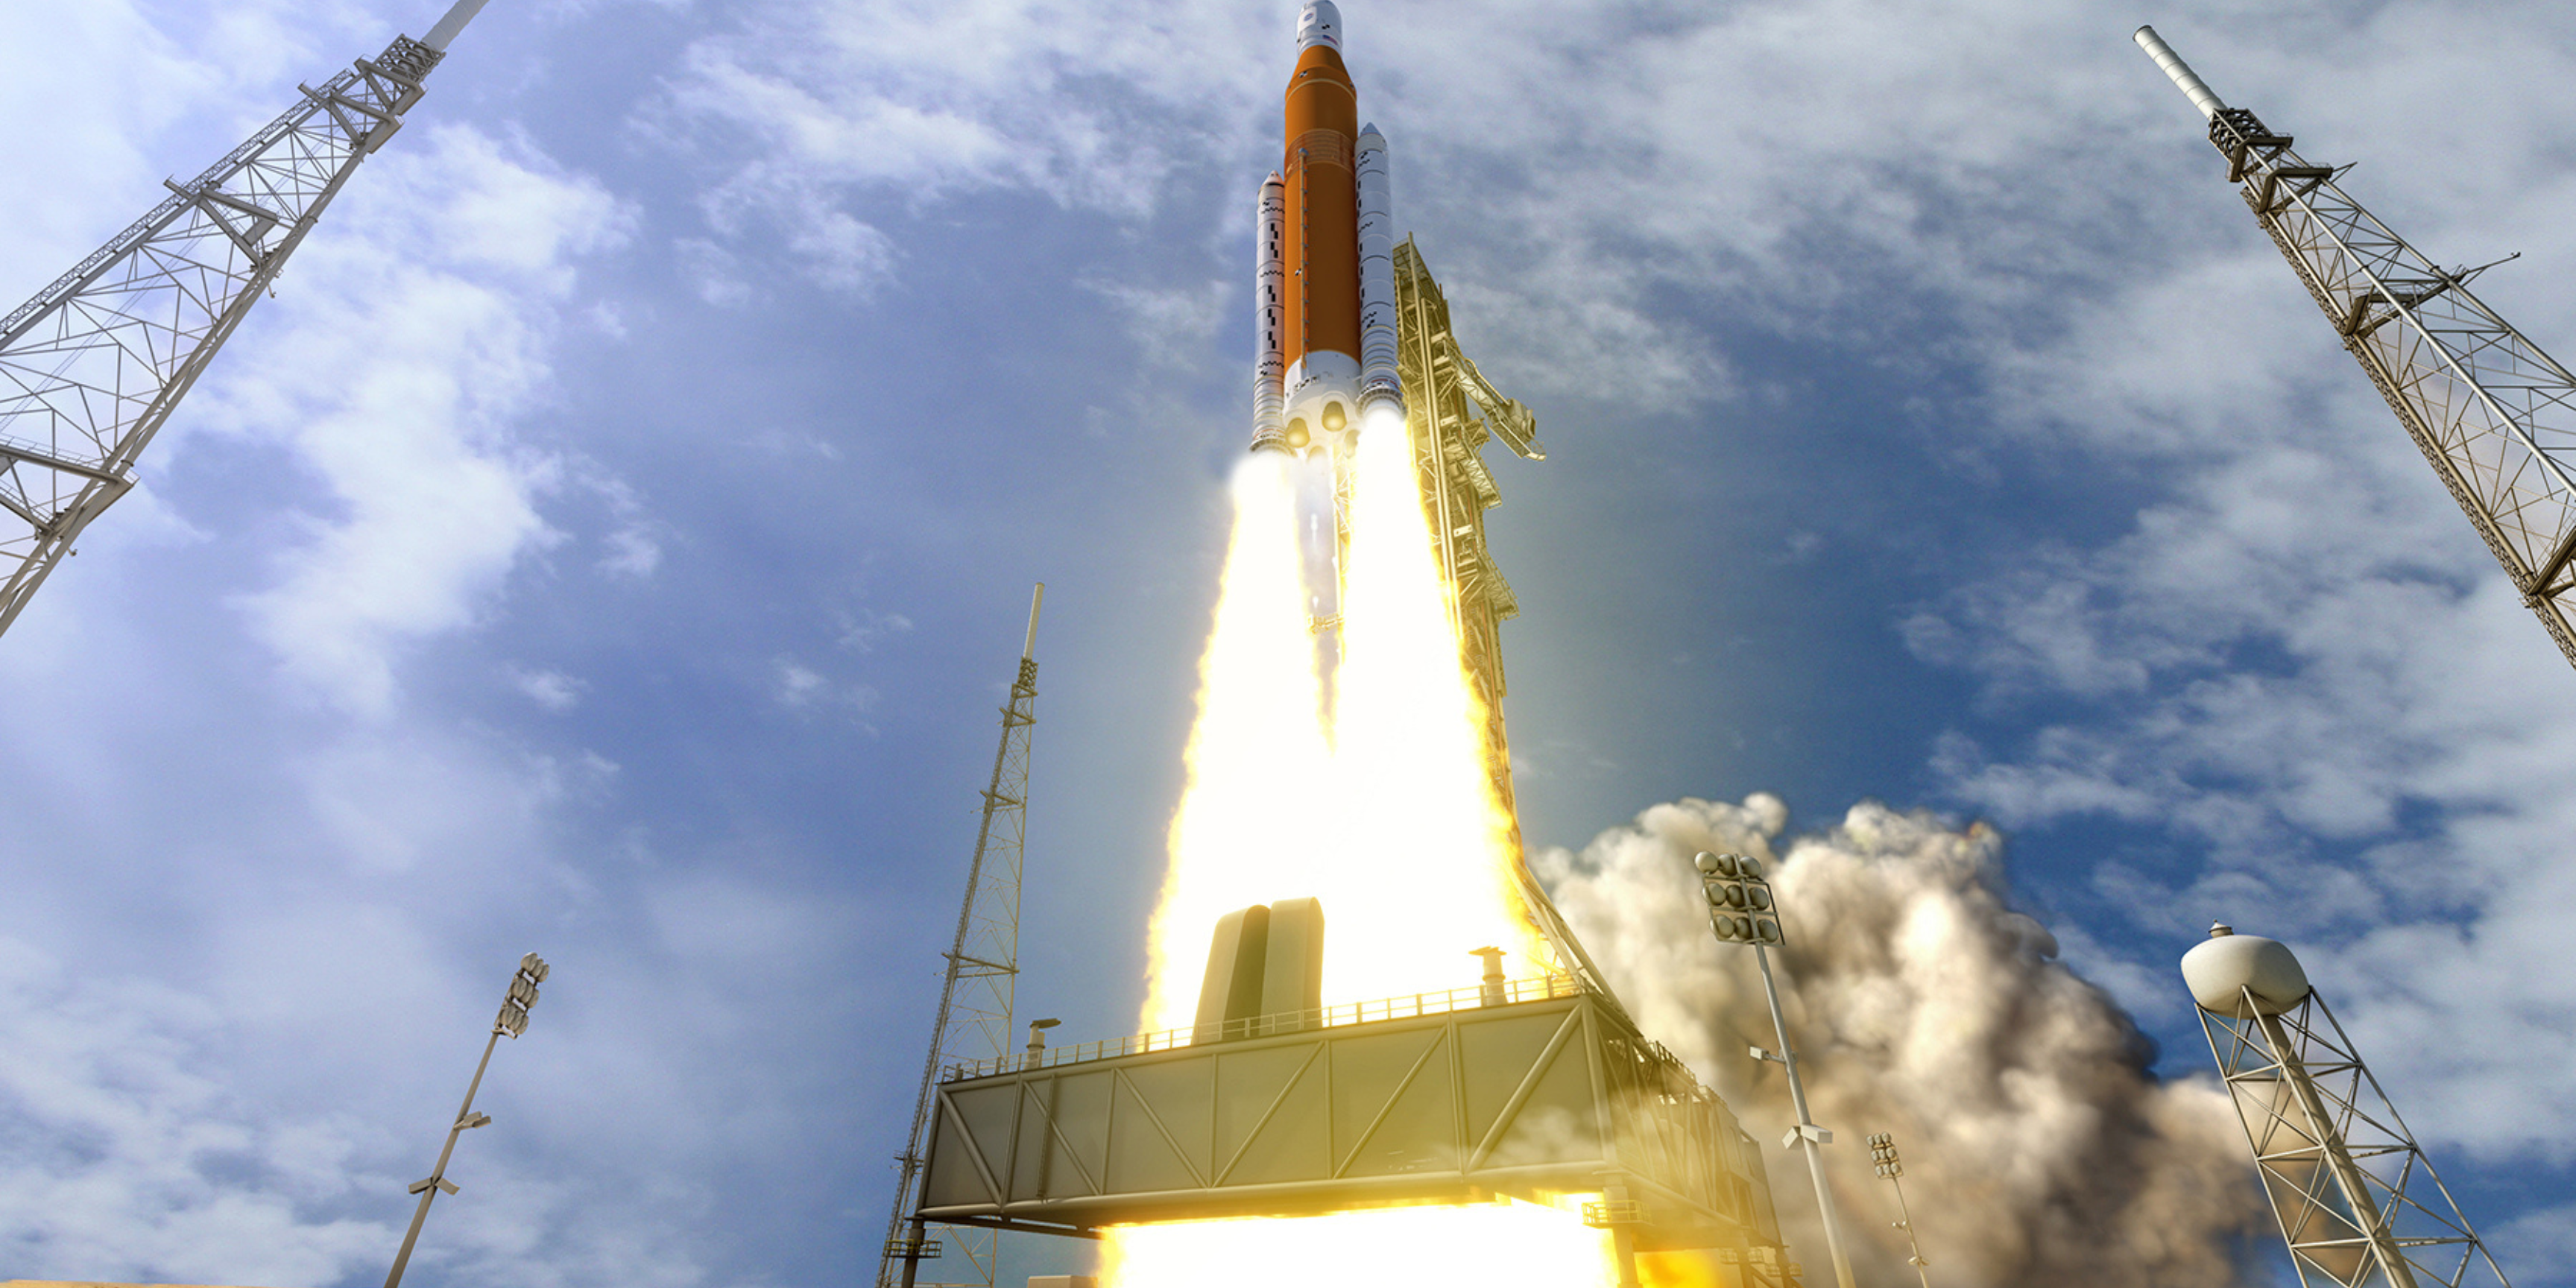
[387,951,553,1288]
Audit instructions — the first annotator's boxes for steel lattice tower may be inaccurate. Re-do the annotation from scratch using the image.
[0,0,494,639]
[880,586,1044,1288]
[2138,27,2576,674]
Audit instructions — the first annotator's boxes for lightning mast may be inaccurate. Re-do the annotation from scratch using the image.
[880,585,1044,1288]
[0,0,494,638]
[2180,926,2508,1287]
[2137,26,2576,674]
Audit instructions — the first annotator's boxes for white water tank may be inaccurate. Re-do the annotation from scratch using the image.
[2180,924,2311,1017]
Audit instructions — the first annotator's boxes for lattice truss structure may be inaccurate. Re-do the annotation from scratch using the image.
[912,986,1798,1288]
[0,32,446,637]
[1393,236,1541,798]
[2205,104,2576,671]
[881,648,1039,1288]
[1389,239,1618,1006]
[2198,988,2508,1288]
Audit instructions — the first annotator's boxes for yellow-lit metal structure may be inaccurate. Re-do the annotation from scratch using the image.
[915,981,1799,1284]
[1393,237,1541,827]
[1388,239,1630,1017]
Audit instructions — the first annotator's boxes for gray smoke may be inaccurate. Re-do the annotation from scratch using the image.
[1535,794,2266,1287]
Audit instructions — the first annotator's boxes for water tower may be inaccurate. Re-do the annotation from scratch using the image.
[2180,926,2510,1287]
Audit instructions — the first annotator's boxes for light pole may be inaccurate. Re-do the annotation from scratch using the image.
[1868,1132,1932,1288]
[1695,851,1856,1288]
[384,952,550,1288]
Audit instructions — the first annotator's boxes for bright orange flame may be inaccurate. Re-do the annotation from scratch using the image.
[1109,409,1570,1286]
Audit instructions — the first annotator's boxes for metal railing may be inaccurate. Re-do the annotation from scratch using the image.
[943,974,1586,1081]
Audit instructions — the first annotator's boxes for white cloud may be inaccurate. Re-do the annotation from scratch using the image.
[192,124,631,717]
[1083,277,1231,371]
[674,236,755,308]
[657,0,1278,289]
[771,655,877,713]
[833,607,913,652]
[0,938,390,1285]
[510,665,588,711]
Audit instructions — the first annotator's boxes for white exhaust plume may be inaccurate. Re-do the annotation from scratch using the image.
[1535,794,2267,1287]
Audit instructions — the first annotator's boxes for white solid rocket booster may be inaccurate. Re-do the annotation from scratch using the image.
[1355,124,1401,418]
[1253,172,1290,453]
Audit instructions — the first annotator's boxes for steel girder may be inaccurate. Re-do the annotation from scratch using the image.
[912,989,1790,1282]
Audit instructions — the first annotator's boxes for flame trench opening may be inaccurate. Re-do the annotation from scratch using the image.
[1111,408,1577,1287]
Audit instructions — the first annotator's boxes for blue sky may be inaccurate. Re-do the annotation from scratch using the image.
[3,0,2575,1284]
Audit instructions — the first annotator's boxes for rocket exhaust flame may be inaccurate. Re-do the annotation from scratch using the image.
[1110,410,1563,1287]
[1103,1199,1623,1288]
[1139,418,1543,1039]
[1322,405,1547,1000]
[1140,455,1333,1034]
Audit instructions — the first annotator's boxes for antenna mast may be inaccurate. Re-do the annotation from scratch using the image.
[2137,25,2576,675]
[0,0,494,638]
[879,584,1045,1288]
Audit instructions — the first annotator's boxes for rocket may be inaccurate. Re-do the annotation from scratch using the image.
[1253,0,1401,456]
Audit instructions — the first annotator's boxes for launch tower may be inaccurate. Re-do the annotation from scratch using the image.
[0,0,496,638]
[2137,26,2576,675]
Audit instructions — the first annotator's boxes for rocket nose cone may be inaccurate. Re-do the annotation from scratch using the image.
[1297,0,1342,51]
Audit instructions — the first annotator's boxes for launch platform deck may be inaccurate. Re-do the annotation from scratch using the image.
[914,982,1786,1257]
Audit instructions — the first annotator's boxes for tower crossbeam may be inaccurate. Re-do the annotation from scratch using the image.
[0,12,469,638]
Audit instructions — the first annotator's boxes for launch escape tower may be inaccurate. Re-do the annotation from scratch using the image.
[2137,27,2576,675]
[0,0,494,639]
[880,587,1046,1288]
[2180,927,2507,1288]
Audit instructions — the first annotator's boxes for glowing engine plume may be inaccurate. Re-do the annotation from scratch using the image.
[1319,407,1548,996]
[1102,1198,1620,1288]
[1109,412,1568,1288]
[1138,455,1334,1032]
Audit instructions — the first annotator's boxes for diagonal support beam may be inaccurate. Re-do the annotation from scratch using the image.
[0,438,130,487]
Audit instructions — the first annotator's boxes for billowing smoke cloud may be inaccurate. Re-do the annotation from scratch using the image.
[1535,795,2265,1287]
